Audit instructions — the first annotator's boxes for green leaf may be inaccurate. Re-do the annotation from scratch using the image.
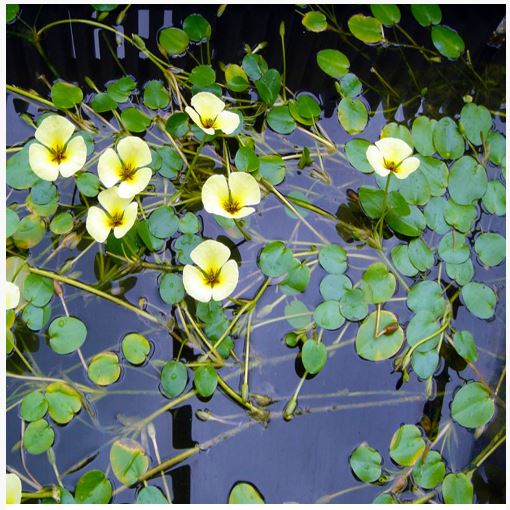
[411,116,437,156]
[242,53,268,81]
[408,238,434,272]
[159,272,185,304]
[228,482,265,504]
[159,27,189,56]
[316,49,350,78]
[87,352,121,386]
[338,97,368,135]
[338,73,362,98]
[45,382,82,424]
[359,187,409,219]
[487,131,506,166]
[424,197,450,234]
[165,112,189,138]
[386,204,426,237]
[284,300,311,329]
[411,4,441,26]
[23,418,54,454]
[412,349,439,379]
[348,14,384,43]
[76,172,101,197]
[452,330,478,363]
[448,156,487,205]
[225,64,249,92]
[91,92,117,113]
[50,212,73,234]
[442,473,473,504]
[301,339,328,373]
[137,486,168,504]
[339,288,368,321]
[407,281,446,320]
[356,310,403,361]
[474,232,505,267]
[406,311,441,352]
[22,274,53,307]
[7,146,40,190]
[443,199,477,233]
[361,263,396,304]
[389,424,425,466]
[438,230,470,264]
[6,208,20,238]
[75,470,113,504]
[143,80,169,109]
[350,444,382,483]
[319,274,352,301]
[302,11,327,32]
[390,244,418,277]
[161,360,188,398]
[452,382,495,428]
[121,107,151,133]
[482,180,506,216]
[183,13,211,42]
[110,439,149,486]
[106,76,136,103]
[148,206,179,239]
[398,167,431,206]
[179,212,200,234]
[280,263,310,295]
[235,146,259,173]
[412,450,445,489]
[122,333,150,365]
[313,301,345,330]
[345,139,373,173]
[12,215,45,250]
[295,94,321,120]
[318,244,347,274]
[373,493,399,504]
[381,122,413,149]
[6,4,20,23]
[51,81,83,108]
[194,366,218,398]
[258,241,297,277]
[370,4,400,26]
[189,65,216,87]
[431,25,465,59]
[20,391,48,422]
[48,316,87,355]
[433,117,464,160]
[266,105,296,134]
[258,155,286,185]
[460,103,492,146]
[446,259,474,287]
[461,282,497,319]
[174,234,202,264]
[255,69,281,104]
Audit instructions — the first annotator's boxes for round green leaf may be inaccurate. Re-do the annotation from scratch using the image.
[159,272,185,304]
[361,263,396,304]
[22,274,53,307]
[417,156,448,197]
[461,282,497,320]
[448,156,487,205]
[370,4,400,26]
[442,473,473,504]
[48,316,87,355]
[438,230,470,264]
[284,300,311,329]
[161,360,188,398]
[258,154,286,185]
[339,288,368,321]
[23,418,54,454]
[474,232,505,267]
[255,69,281,105]
[148,206,179,239]
[452,330,478,363]
[225,64,249,92]
[338,97,368,135]
[338,73,362,98]
[373,493,399,504]
[319,274,352,301]
[87,352,121,386]
[242,53,268,81]
[20,391,48,422]
[45,382,82,424]
[460,103,492,146]
[424,197,450,234]
[189,65,216,87]
[433,117,465,160]
[280,263,310,295]
[452,382,495,429]
[137,486,168,504]
[7,147,39,190]
[51,82,83,108]
[235,146,259,173]
[391,244,419,277]
[316,49,350,78]
[407,281,446,319]
[408,238,434,272]
[159,27,189,55]
[121,107,151,133]
[356,310,404,361]
[318,244,347,274]
[106,76,136,103]
[412,450,445,489]
[228,482,265,504]
[6,4,20,22]
[412,349,440,379]
[389,424,425,466]
[76,172,101,197]
[386,205,426,237]
[6,208,20,238]
[313,301,345,331]
[258,241,297,277]
[166,112,189,138]
[143,80,169,110]
[110,439,149,486]
[345,139,373,173]
[122,333,150,365]
[194,366,218,398]
[267,105,296,134]
[398,168,431,206]
[49,212,73,235]
[443,199,477,233]
[487,131,506,166]
[91,92,117,113]
[301,339,327,374]
[350,444,382,483]
[411,116,437,156]
[446,259,474,287]
[431,25,465,59]
[75,470,113,504]
[12,215,45,249]
[348,14,384,43]
[183,13,211,42]
[178,212,200,234]
[406,311,441,352]
[411,4,441,26]
[302,11,327,32]
[482,180,506,216]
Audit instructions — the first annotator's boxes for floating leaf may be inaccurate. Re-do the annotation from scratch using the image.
[137,486,168,504]
[280,263,310,295]
[356,310,404,361]
[159,27,189,56]
[106,76,136,103]
[51,81,83,108]
[348,14,384,43]
[412,450,446,489]
[338,73,362,98]
[91,92,117,113]
[194,366,218,398]
[255,69,281,105]
[442,473,473,504]
[76,172,101,197]
[143,80,169,110]
[412,349,440,379]
[424,197,450,234]
[12,215,45,249]
[461,282,497,320]
[411,4,441,26]
[22,274,53,307]
[338,97,368,135]
[431,25,465,59]
[166,112,189,138]
[460,103,492,146]
[448,156,487,205]
[319,274,352,301]
[7,147,40,190]
[22,302,52,331]
[110,439,149,486]
[301,339,328,373]
[345,139,373,173]
[313,301,345,331]
[235,146,259,173]
[228,482,265,504]
[446,259,474,287]
[316,49,350,78]
[75,470,113,504]
[386,205,426,237]
[48,316,87,355]
[6,4,20,22]
[258,241,297,277]
[258,155,286,185]
[443,199,477,233]
[122,333,150,365]
[148,206,179,239]
[50,212,74,235]
[225,64,249,92]
[318,244,347,274]
[411,116,436,156]
[452,382,495,429]
[391,244,419,277]
[183,13,211,42]
[121,107,151,133]
[438,230,470,265]
[361,263,396,304]
[370,4,400,26]
[474,232,505,267]
[87,352,121,386]
[6,208,20,238]
[407,281,446,320]
[408,238,434,272]
[45,382,82,424]
[20,391,48,422]
[267,105,296,134]
[339,288,368,321]
[389,424,425,466]
[482,180,506,216]
[302,11,327,32]
[487,131,506,166]
[284,300,311,329]
[359,187,409,219]
[242,53,268,81]
[159,272,185,304]
[433,117,464,160]
[23,418,54,454]
[161,360,188,398]
[350,443,382,483]
[452,331,478,363]
[406,311,441,352]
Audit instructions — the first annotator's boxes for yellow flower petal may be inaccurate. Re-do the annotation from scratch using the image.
[98,148,123,188]
[395,156,420,179]
[6,282,20,310]
[34,115,75,149]
[113,202,138,238]
[28,143,60,181]
[214,110,240,135]
[183,264,214,302]
[117,167,152,198]
[185,106,216,135]
[98,187,132,216]
[211,259,239,301]
[190,92,225,120]
[6,473,22,504]
[86,206,112,243]
[58,136,87,177]
[375,137,412,165]
[201,174,230,216]
[228,172,261,206]
[116,136,152,169]
[366,144,390,177]
[190,239,231,273]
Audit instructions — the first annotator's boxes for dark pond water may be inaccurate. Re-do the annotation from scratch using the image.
[6,4,506,504]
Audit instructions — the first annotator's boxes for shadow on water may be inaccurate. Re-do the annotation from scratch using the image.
[6,4,505,504]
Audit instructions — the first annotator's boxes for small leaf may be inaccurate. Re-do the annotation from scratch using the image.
[452,330,478,363]
[20,391,48,422]
[302,11,327,32]
[412,450,445,489]
[137,486,168,504]
[183,13,211,42]
[75,470,113,504]
[316,49,350,78]
[51,81,83,108]
[431,25,465,59]
[350,444,382,483]
[433,117,465,160]
[122,333,151,365]
[23,418,54,454]
[194,366,218,398]
[389,424,425,466]
[348,14,384,43]
[228,482,265,504]
[87,352,121,386]
[461,282,497,320]
[255,69,281,105]
[318,244,347,274]
[45,382,82,424]
[313,301,345,331]
[110,439,149,486]
[301,339,327,373]
[474,232,505,267]
[159,272,185,304]
[411,4,441,26]
[442,473,473,504]
[48,316,87,355]
[338,97,368,135]
[159,27,189,55]
[266,105,296,134]
[361,262,396,304]
[121,107,151,133]
[161,360,188,398]
[143,80,169,110]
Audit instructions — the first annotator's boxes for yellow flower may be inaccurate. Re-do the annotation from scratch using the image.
[28,115,87,181]
[185,92,240,135]
[6,282,20,310]
[366,137,420,179]
[201,172,261,219]
[86,187,138,243]
[98,136,152,199]
[6,473,22,504]
[183,240,239,302]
